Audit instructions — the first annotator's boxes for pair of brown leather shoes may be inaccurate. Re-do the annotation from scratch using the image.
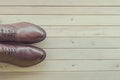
[0,22,46,67]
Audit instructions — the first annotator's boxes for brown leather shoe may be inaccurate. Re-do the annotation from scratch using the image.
[0,43,46,67]
[0,22,46,43]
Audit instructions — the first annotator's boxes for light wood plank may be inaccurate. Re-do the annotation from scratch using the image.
[0,60,120,72]
[45,49,120,60]
[0,0,120,6]
[0,15,120,25]
[1,71,120,80]
[1,7,120,14]
[35,38,120,49]
[44,26,120,37]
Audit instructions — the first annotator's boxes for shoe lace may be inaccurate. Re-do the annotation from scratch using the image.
[0,28,16,41]
[2,47,16,56]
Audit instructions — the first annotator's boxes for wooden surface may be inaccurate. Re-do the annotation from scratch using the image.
[1,0,120,80]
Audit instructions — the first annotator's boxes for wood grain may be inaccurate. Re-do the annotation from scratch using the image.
[1,7,120,15]
[45,49,120,60]
[0,60,120,72]
[0,0,120,6]
[44,26,120,37]
[1,71,120,80]
[0,15,120,25]
[35,38,120,49]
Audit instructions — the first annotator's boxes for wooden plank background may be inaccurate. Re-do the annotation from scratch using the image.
[1,0,120,80]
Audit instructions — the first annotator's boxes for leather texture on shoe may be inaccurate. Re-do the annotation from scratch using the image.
[0,43,46,67]
[0,22,46,43]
